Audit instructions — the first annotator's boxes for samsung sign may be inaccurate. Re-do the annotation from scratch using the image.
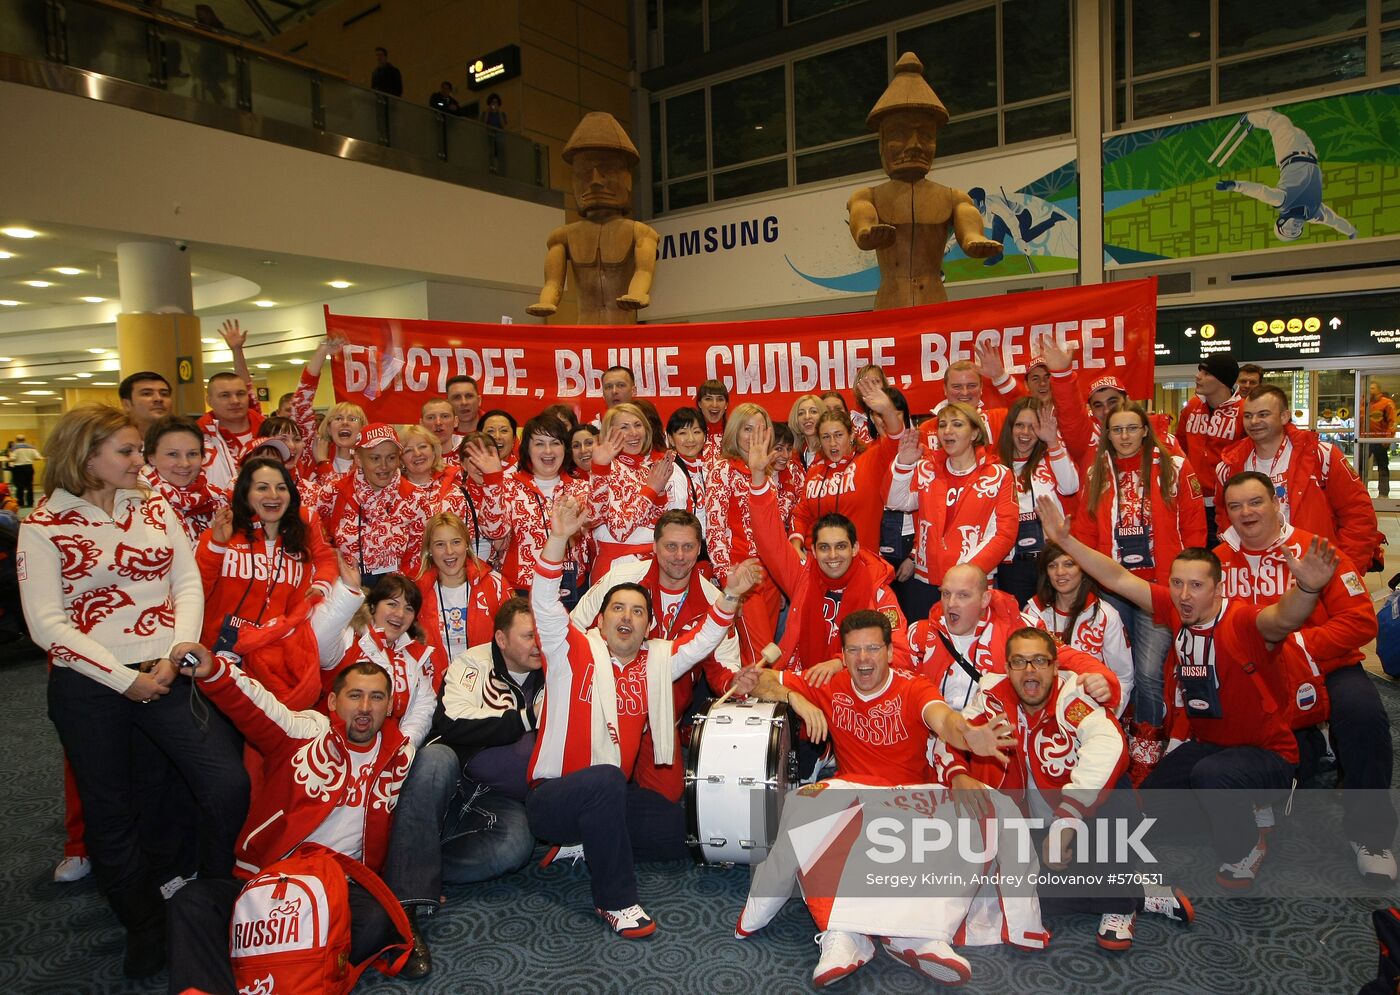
[657,216,780,259]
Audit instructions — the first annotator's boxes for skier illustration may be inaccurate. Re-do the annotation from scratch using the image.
[955,187,1075,268]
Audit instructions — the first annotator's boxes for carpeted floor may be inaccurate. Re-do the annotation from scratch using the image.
[3,649,1397,995]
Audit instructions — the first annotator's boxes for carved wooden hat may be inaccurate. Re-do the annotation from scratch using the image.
[561,111,640,166]
[866,52,950,130]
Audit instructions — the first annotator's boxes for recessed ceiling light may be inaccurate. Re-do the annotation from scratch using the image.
[260,259,277,266]
[0,396,8,401]
[2,402,15,406]
[94,381,116,386]
[255,363,272,369]
[287,358,306,365]
[23,389,55,395]
[81,296,106,304]
[252,300,275,308]
[57,376,78,381]
[1,227,39,239]
[0,300,18,306]
[86,347,107,354]
[53,267,82,276]
[24,280,52,288]
[75,372,93,378]
[0,251,13,259]
[200,337,219,345]
[328,280,352,289]
[20,380,45,385]
[0,357,10,362]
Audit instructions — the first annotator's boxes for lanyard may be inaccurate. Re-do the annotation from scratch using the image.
[228,535,287,625]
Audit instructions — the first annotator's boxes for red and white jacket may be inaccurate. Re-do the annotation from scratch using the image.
[19,487,201,695]
[199,403,265,494]
[588,452,683,576]
[435,466,507,561]
[937,671,1127,820]
[1178,392,1245,504]
[1024,593,1133,713]
[528,551,737,783]
[285,366,325,486]
[907,589,1122,714]
[791,431,902,551]
[888,453,1018,584]
[480,470,591,591]
[1215,424,1382,571]
[703,455,763,583]
[196,509,338,648]
[672,455,711,532]
[415,563,509,687]
[1072,452,1206,585]
[1003,446,1080,561]
[918,402,1007,455]
[197,657,413,877]
[139,465,228,545]
[314,469,427,577]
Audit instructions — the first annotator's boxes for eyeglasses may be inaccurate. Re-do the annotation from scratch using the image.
[1006,655,1054,670]
[1108,425,1145,436]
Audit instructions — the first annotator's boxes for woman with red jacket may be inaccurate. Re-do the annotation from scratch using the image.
[790,378,905,556]
[198,457,338,710]
[415,511,508,686]
[888,401,1018,622]
[475,417,592,606]
[587,402,681,578]
[1071,402,1206,731]
[994,397,1081,607]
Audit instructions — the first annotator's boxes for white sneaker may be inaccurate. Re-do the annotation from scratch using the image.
[883,935,971,984]
[735,893,788,939]
[1096,911,1136,950]
[1217,839,1268,889]
[53,856,91,883]
[1352,842,1398,882]
[596,903,656,938]
[1141,884,1194,925]
[812,930,874,988]
[538,843,585,869]
[1253,804,1275,834]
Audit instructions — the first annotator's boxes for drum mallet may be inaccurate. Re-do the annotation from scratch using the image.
[710,642,783,709]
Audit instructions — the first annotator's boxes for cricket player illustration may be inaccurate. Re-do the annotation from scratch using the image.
[1210,108,1359,242]
[950,187,1075,271]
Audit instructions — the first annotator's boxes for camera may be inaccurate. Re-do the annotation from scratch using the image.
[178,650,201,672]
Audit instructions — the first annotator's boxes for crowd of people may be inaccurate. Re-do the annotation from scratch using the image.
[18,325,1396,991]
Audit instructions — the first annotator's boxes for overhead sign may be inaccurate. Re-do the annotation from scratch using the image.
[466,45,520,90]
[1154,296,1400,365]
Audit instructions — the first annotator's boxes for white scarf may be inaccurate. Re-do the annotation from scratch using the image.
[584,632,677,767]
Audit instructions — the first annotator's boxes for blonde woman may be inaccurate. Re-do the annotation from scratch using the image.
[587,401,682,578]
[415,511,508,679]
[788,393,824,470]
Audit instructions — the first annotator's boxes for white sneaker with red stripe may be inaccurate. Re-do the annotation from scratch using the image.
[53,856,91,883]
[883,936,971,984]
[1142,884,1195,924]
[735,893,788,939]
[539,843,585,869]
[1217,839,1268,889]
[812,930,874,987]
[597,904,657,938]
[1096,912,1136,951]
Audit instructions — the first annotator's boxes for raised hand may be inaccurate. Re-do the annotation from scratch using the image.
[646,451,676,493]
[337,550,361,590]
[1035,493,1071,544]
[723,558,764,600]
[975,340,1005,382]
[590,424,624,468]
[1286,535,1340,593]
[1078,672,1114,706]
[218,318,247,349]
[1040,338,1076,373]
[896,424,921,465]
[856,376,894,418]
[550,495,587,541]
[462,438,502,476]
[211,506,234,544]
[745,421,776,483]
[1034,403,1060,446]
[963,714,1015,764]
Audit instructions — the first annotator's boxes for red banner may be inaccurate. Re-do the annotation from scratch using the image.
[326,279,1157,423]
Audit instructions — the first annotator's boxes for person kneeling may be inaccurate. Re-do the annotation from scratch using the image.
[380,597,545,978]
[940,628,1194,952]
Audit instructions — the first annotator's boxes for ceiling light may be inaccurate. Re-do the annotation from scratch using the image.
[23,389,55,395]
[75,372,93,378]
[1,227,39,239]
[24,280,52,288]
[328,280,352,289]
[287,358,306,365]
[94,381,116,386]
[53,267,82,276]
[81,296,106,304]
[86,347,107,354]
[0,396,8,401]
[0,357,10,362]
[0,251,13,259]
[20,380,45,385]
[255,363,272,369]
[260,259,276,266]
[252,300,275,308]
[0,300,18,306]
[2,402,14,406]
[201,337,219,345]
[57,376,78,381]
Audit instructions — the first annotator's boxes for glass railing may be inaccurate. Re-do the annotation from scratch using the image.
[0,0,550,195]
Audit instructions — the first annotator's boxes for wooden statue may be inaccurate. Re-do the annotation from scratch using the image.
[847,52,1000,310]
[526,112,660,325]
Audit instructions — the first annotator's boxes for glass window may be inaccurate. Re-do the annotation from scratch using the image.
[1131,70,1210,120]
[938,112,999,156]
[795,139,879,183]
[1219,0,1365,57]
[1114,83,1127,129]
[663,0,704,64]
[653,185,664,216]
[1130,0,1209,75]
[709,0,780,50]
[1003,97,1071,144]
[713,159,789,202]
[710,67,786,168]
[1113,0,1126,82]
[668,176,708,210]
[1001,0,1071,103]
[1385,28,1400,71]
[1387,0,1400,23]
[650,101,663,185]
[787,0,868,22]
[793,38,888,149]
[897,8,998,115]
[1218,38,1366,104]
[666,89,707,176]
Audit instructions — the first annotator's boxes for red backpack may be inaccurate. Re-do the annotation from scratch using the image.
[230,843,412,995]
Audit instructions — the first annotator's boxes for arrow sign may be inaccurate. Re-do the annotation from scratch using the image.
[1329,316,1342,329]
[1185,326,1197,337]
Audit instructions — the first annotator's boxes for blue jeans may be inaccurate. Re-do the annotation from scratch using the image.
[382,743,534,912]
[1102,590,1172,725]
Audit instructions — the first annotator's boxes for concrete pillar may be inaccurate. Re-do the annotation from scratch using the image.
[115,241,205,417]
[1073,0,1105,286]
